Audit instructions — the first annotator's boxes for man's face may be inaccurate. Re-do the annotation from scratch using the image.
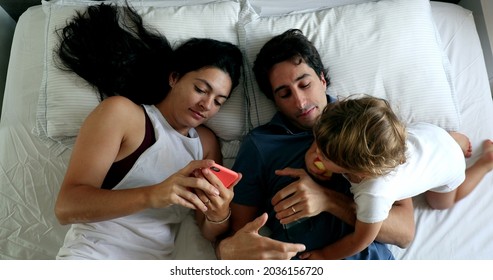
[268,60,328,130]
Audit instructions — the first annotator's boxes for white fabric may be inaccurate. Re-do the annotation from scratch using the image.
[248,0,373,16]
[239,0,460,132]
[351,123,466,224]
[0,6,70,259]
[389,2,493,260]
[42,0,226,7]
[1,1,493,260]
[57,105,202,259]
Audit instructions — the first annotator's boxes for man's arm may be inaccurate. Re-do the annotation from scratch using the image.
[377,198,415,248]
[304,142,415,247]
[317,189,415,248]
[273,168,415,248]
[300,220,383,260]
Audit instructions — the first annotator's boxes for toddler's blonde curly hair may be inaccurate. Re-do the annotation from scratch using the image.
[314,95,407,177]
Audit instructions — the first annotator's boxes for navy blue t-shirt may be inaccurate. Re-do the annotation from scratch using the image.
[232,110,394,260]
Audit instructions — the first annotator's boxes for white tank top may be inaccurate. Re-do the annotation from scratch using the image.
[57,105,203,259]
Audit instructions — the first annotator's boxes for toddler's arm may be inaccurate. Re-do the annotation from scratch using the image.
[300,220,383,260]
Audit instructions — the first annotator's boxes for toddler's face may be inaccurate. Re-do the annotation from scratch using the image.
[309,143,369,184]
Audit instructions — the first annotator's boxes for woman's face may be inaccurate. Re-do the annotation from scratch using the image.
[161,67,232,135]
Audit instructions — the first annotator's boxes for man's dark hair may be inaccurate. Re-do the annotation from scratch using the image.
[252,29,330,100]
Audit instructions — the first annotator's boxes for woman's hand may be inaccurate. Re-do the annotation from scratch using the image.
[194,165,241,241]
[194,166,240,222]
[148,160,222,211]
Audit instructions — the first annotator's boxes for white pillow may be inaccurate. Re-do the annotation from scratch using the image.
[248,0,374,16]
[41,0,226,7]
[239,0,461,131]
[35,0,244,154]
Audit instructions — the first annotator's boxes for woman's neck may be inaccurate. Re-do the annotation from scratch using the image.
[155,102,190,136]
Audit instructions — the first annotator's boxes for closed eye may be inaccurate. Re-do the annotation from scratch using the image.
[214,99,224,107]
[195,86,206,94]
[278,90,291,99]
[301,82,311,89]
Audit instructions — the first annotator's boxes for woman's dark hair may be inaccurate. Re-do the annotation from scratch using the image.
[56,3,173,104]
[56,3,242,105]
[171,38,243,94]
[252,29,329,100]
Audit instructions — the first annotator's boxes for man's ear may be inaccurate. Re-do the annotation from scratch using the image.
[320,72,327,88]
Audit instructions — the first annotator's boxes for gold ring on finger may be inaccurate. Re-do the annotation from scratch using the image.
[291,206,296,213]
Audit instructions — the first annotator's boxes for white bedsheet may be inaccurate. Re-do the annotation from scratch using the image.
[388,2,493,259]
[0,6,64,259]
[0,2,492,260]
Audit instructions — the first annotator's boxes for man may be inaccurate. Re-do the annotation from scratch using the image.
[216,29,414,260]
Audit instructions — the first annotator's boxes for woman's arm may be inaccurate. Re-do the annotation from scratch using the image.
[196,125,222,163]
[195,125,235,241]
[195,169,239,241]
[55,97,149,224]
[55,97,219,224]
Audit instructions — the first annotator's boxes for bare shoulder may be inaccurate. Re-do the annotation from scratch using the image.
[76,96,146,161]
[196,125,221,162]
[195,125,217,142]
[94,96,142,118]
[80,96,144,137]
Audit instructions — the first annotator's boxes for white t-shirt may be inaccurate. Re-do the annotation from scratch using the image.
[57,105,203,259]
[349,122,466,223]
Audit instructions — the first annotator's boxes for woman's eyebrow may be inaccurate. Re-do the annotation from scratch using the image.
[195,78,228,99]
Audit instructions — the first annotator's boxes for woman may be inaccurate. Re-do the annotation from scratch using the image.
[53,3,243,259]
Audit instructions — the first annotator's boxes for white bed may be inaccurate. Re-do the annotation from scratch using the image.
[0,0,492,260]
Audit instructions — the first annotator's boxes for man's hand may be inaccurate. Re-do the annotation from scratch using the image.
[217,213,305,260]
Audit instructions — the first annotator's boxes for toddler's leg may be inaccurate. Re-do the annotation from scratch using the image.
[468,139,493,175]
[449,132,472,158]
[457,140,493,197]
[426,139,493,210]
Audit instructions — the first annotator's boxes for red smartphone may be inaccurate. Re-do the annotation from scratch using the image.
[209,163,239,189]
